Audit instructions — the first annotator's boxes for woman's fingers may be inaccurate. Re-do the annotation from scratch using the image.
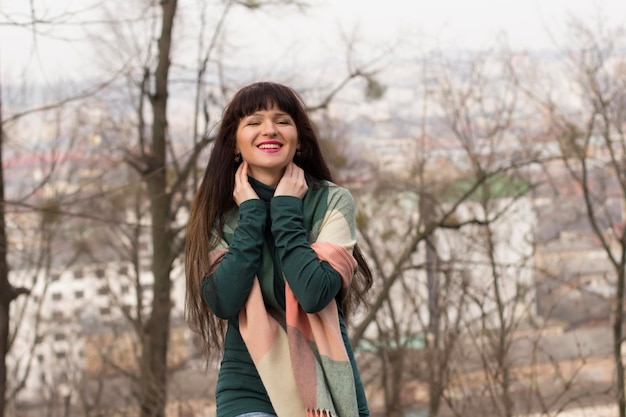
[275,163,308,198]
[233,162,258,205]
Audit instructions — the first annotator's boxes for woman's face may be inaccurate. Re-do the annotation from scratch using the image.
[235,104,299,186]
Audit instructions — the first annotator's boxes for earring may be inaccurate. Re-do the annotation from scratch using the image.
[234,153,242,163]
[296,150,302,157]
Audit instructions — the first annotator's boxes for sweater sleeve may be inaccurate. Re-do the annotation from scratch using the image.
[270,195,345,313]
[202,199,266,319]
[273,190,370,415]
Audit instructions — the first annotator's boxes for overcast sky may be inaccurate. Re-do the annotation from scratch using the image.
[318,0,624,49]
[1,0,625,84]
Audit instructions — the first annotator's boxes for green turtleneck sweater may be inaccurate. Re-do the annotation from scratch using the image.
[202,177,369,417]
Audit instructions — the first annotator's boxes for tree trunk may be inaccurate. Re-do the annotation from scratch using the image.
[615,262,625,417]
[0,69,10,417]
[0,72,28,417]
[422,192,443,417]
[139,1,177,416]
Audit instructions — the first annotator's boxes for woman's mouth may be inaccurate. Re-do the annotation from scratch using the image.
[258,142,282,152]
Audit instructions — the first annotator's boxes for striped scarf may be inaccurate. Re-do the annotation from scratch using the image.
[209,241,359,417]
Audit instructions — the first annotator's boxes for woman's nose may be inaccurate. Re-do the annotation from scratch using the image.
[262,120,277,136]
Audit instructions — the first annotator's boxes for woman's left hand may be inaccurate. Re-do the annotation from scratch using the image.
[275,162,308,199]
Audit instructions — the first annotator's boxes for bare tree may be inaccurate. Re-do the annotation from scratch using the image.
[67,1,384,415]
[513,17,626,417]
[347,47,563,417]
[0,71,30,417]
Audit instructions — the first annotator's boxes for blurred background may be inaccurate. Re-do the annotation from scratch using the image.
[1,0,626,416]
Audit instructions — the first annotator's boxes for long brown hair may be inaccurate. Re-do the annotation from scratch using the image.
[185,82,372,360]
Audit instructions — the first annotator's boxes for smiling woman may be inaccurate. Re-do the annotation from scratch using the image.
[184,81,374,417]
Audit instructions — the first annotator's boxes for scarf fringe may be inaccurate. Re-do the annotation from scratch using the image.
[306,408,335,417]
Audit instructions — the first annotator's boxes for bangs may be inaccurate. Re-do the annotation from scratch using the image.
[231,82,302,120]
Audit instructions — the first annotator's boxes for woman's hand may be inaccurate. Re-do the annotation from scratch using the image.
[275,162,308,199]
[233,161,259,205]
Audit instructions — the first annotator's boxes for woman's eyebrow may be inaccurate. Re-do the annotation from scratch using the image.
[244,110,290,118]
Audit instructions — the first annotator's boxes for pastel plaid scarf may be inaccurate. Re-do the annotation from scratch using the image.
[210,241,359,417]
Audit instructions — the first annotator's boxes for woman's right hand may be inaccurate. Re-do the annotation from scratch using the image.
[233,161,259,206]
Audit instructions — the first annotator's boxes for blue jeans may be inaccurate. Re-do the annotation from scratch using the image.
[234,414,278,417]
